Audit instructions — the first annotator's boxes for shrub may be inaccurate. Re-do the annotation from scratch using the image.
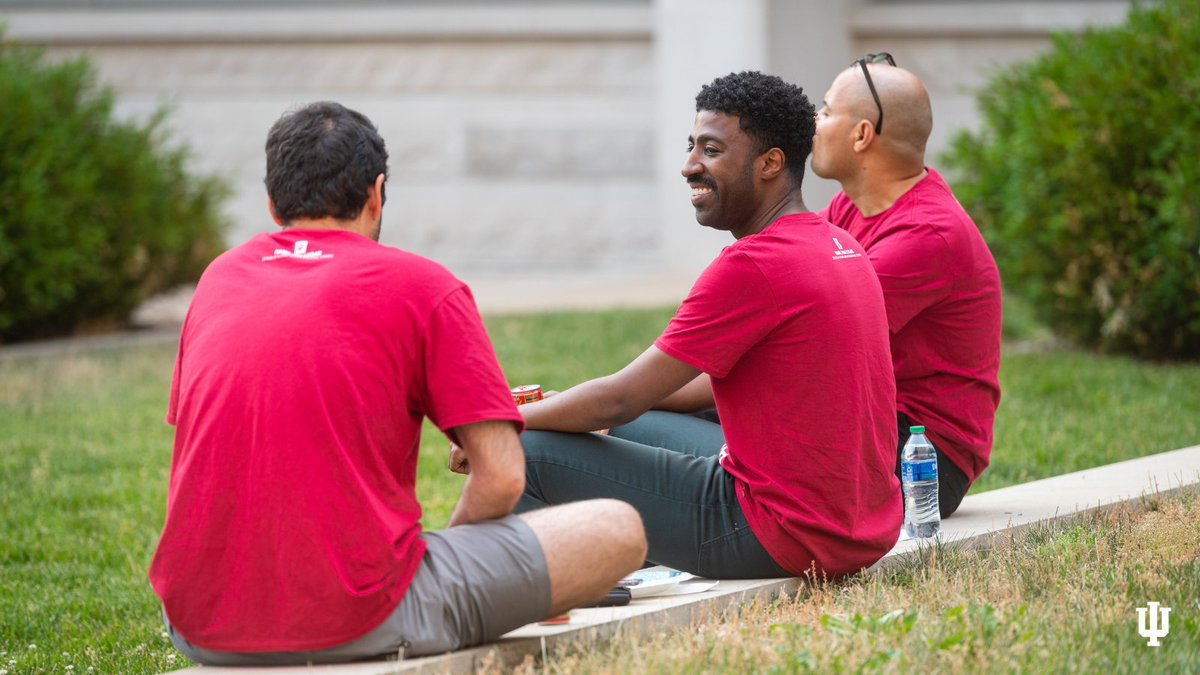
[942,0,1200,359]
[0,32,228,343]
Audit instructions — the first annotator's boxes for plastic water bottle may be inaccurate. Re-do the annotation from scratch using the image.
[901,425,941,538]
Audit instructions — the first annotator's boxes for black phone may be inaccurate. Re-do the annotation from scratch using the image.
[587,586,632,607]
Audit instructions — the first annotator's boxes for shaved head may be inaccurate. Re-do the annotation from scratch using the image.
[812,59,935,203]
[838,63,933,161]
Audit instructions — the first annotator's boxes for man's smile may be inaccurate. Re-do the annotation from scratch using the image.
[689,180,715,205]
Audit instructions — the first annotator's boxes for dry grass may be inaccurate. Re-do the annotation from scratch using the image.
[515,490,1200,674]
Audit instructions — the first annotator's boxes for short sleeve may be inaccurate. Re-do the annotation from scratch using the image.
[420,286,524,435]
[166,328,185,426]
[655,250,778,378]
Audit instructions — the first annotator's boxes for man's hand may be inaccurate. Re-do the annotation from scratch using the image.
[448,442,469,474]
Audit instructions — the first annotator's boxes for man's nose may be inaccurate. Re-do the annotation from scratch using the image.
[681,155,701,178]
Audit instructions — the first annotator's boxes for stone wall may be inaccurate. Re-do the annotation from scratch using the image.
[770,0,1134,216]
[4,1,1134,281]
[5,3,659,278]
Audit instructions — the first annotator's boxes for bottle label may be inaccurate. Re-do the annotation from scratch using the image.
[902,459,938,482]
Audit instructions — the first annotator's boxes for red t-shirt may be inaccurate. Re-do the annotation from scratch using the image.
[655,213,901,577]
[821,168,1002,482]
[148,229,522,652]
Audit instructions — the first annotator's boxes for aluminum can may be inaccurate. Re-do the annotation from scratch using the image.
[511,384,543,406]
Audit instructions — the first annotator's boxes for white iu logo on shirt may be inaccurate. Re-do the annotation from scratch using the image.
[831,237,861,260]
[261,240,333,262]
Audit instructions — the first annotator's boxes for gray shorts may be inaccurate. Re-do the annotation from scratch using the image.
[166,514,551,666]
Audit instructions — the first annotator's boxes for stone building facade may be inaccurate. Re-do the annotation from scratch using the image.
[4,1,1131,285]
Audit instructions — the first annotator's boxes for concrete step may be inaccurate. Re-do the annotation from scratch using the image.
[166,443,1200,674]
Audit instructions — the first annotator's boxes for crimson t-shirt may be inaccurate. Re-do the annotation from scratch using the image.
[821,168,1002,482]
[656,213,901,577]
[148,229,522,652]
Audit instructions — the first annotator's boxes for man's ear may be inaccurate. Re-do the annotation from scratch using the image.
[267,196,285,226]
[852,120,876,153]
[758,148,786,181]
[365,173,385,221]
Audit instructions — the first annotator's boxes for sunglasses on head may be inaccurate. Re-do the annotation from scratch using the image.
[854,52,896,135]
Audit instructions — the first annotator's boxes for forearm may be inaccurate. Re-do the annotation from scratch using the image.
[445,420,525,527]
[520,346,703,433]
[448,471,522,527]
[520,376,639,432]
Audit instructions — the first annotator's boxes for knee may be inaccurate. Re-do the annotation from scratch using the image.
[592,499,648,564]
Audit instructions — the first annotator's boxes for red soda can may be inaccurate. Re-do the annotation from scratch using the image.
[511,384,543,406]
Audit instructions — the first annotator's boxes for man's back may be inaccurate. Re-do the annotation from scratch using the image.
[822,168,1002,483]
[150,229,518,652]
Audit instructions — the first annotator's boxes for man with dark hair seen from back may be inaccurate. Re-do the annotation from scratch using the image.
[490,72,902,580]
[812,56,1002,518]
[148,101,647,666]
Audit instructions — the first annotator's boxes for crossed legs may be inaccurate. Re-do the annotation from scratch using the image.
[519,411,789,579]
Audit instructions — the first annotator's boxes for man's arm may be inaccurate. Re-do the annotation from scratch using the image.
[652,373,715,413]
[446,420,525,527]
[520,346,701,432]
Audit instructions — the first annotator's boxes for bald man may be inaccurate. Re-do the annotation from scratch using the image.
[812,55,1002,518]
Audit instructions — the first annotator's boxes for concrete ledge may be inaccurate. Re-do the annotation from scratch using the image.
[871,443,1200,571]
[167,443,1200,674]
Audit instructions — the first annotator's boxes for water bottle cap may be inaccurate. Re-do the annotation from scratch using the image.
[909,425,925,434]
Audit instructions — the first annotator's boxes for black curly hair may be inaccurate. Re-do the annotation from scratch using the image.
[695,71,815,186]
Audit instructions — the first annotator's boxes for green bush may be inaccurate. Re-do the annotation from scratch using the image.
[943,0,1200,359]
[0,33,227,343]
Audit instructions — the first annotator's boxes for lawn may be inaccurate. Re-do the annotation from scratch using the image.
[1,303,1197,673]
[536,489,1200,673]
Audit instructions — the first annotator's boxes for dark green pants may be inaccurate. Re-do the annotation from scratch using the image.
[518,411,791,578]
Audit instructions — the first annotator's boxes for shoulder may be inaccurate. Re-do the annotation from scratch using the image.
[911,170,977,232]
[358,239,463,283]
[735,213,842,260]
[198,233,269,278]
[725,213,866,285]
[377,246,472,312]
[699,244,770,288]
[879,172,977,250]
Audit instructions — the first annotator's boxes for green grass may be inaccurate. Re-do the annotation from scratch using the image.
[1,303,1197,673]
[537,490,1200,673]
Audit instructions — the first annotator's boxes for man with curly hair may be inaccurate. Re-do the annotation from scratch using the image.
[812,57,1002,518]
[490,72,902,579]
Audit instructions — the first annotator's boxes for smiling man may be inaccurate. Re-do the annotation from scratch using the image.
[493,72,902,579]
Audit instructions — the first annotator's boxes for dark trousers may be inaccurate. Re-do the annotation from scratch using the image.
[896,412,971,518]
[517,411,791,579]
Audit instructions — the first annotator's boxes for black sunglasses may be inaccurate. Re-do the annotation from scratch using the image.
[854,52,896,135]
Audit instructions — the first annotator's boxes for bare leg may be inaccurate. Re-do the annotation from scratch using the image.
[519,498,646,616]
